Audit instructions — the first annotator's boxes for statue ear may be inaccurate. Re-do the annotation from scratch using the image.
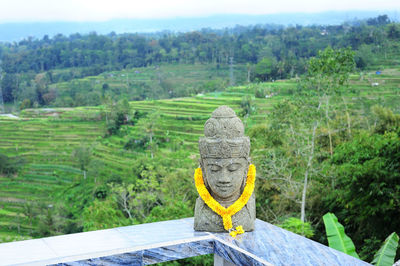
[199,158,210,188]
[241,160,250,191]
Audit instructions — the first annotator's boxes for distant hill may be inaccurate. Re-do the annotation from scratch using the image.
[0,10,398,42]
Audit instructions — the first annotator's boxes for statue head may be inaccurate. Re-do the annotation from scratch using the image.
[199,106,250,202]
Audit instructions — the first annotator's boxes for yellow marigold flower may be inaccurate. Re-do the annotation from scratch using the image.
[229,231,238,237]
[235,226,244,234]
[194,164,256,232]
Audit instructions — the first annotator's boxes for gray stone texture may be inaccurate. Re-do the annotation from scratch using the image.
[194,105,255,232]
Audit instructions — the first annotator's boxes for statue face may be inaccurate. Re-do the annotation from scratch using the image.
[202,158,248,200]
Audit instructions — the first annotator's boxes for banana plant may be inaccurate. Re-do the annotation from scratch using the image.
[322,212,359,258]
[323,212,399,265]
[371,232,399,266]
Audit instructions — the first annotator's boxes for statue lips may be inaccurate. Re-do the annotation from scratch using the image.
[216,184,232,192]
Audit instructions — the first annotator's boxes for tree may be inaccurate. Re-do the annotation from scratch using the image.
[33,73,50,105]
[104,97,133,136]
[82,198,128,231]
[254,57,276,81]
[371,105,400,134]
[240,95,255,117]
[306,47,355,156]
[250,98,322,224]
[109,183,135,220]
[307,47,355,92]
[0,153,25,176]
[1,73,17,103]
[246,63,253,83]
[328,130,400,260]
[387,23,400,39]
[23,202,37,235]
[72,145,92,179]
[136,109,160,158]
[36,205,56,237]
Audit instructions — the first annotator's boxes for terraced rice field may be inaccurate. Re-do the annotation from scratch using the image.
[0,116,103,239]
[1,68,399,241]
[0,88,246,240]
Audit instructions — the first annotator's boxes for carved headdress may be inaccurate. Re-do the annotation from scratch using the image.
[199,106,250,159]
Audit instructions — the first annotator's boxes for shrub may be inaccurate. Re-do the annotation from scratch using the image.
[0,154,25,176]
[278,217,314,238]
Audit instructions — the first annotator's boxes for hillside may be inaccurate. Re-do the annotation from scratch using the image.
[0,86,245,240]
[1,65,399,242]
[3,15,400,115]
[48,63,248,107]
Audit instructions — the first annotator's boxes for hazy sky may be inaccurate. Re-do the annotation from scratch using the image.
[0,0,399,22]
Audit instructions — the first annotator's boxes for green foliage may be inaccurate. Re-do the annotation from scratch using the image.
[254,57,277,81]
[329,131,400,247]
[323,212,359,259]
[355,44,377,69]
[145,200,192,223]
[72,145,92,179]
[251,96,325,225]
[372,105,400,134]
[104,97,134,136]
[135,110,161,157]
[240,95,255,116]
[307,47,355,93]
[254,87,269,98]
[1,73,17,102]
[0,154,25,176]
[19,99,32,110]
[200,79,227,93]
[82,198,129,231]
[1,30,400,265]
[360,237,383,262]
[248,123,282,147]
[36,207,56,237]
[2,17,398,110]
[278,217,314,238]
[372,232,399,266]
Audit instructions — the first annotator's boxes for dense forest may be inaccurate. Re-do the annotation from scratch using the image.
[1,14,399,108]
[0,14,399,265]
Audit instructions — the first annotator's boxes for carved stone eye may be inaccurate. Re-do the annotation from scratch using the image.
[209,164,222,172]
[227,163,241,172]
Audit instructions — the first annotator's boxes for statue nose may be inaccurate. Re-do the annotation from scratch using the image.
[218,168,231,183]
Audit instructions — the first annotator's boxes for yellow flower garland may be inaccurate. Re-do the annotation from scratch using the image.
[194,164,256,236]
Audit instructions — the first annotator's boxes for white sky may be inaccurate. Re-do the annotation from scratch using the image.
[0,0,399,22]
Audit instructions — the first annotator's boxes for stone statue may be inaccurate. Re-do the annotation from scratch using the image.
[194,106,255,232]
